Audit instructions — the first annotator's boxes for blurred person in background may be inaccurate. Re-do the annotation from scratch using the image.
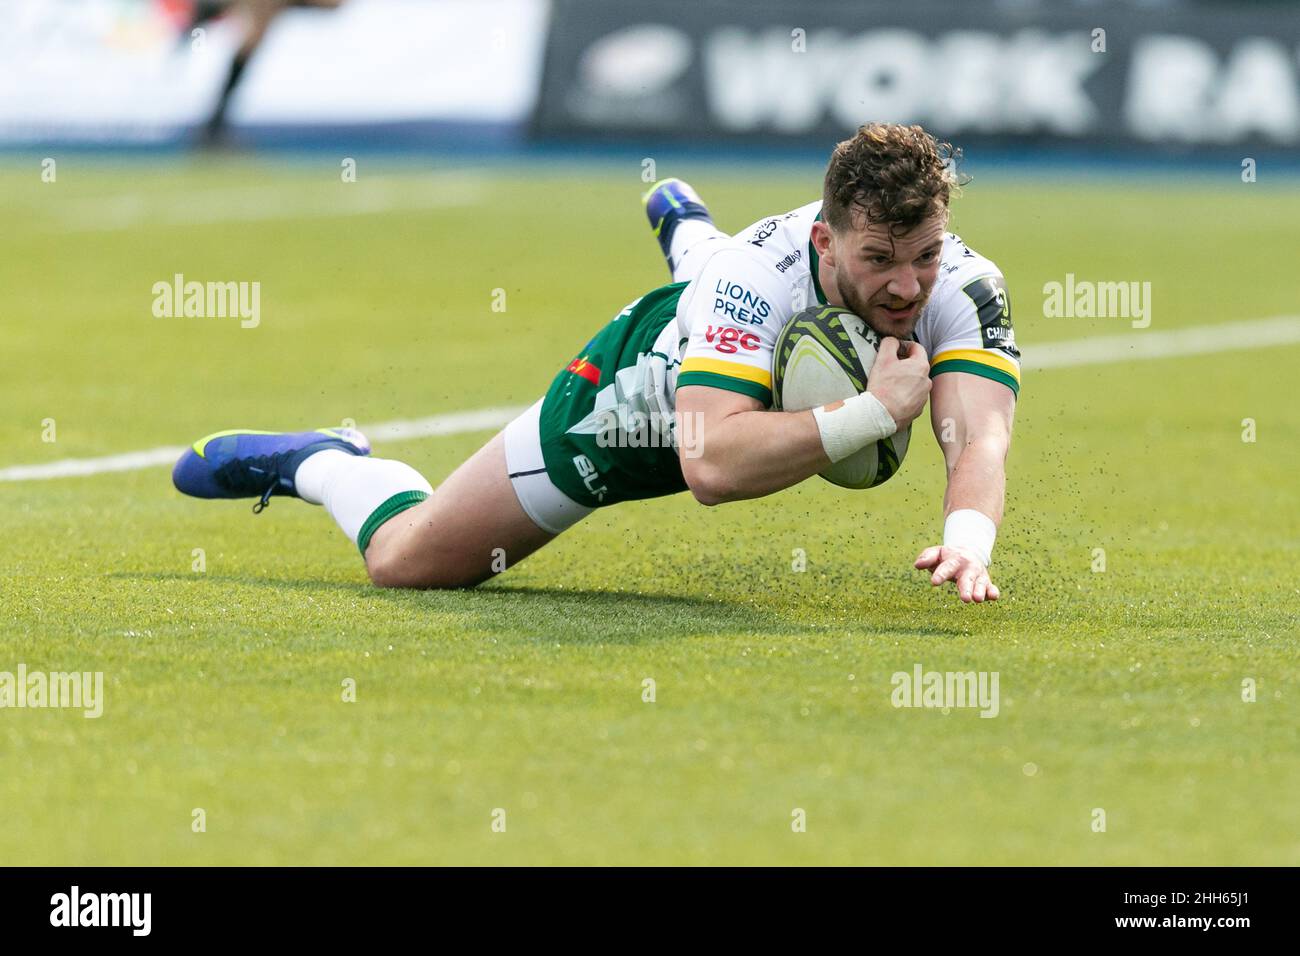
[184,0,346,146]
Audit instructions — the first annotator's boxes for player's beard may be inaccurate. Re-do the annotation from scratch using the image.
[837,275,928,342]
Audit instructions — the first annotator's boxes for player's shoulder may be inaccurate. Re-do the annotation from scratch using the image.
[683,236,785,290]
[937,232,1004,287]
[680,221,801,303]
[675,238,785,330]
[732,200,822,276]
[926,232,1008,317]
[918,231,1020,377]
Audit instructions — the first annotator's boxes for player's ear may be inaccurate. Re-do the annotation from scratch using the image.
[811,220,835,266]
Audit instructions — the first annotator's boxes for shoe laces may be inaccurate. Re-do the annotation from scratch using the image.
[253,481,276,514]
[213,451,287,514]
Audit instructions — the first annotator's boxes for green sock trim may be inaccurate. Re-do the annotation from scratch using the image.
[356,490,429,556]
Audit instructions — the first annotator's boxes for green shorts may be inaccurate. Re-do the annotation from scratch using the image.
[506,282,693,530]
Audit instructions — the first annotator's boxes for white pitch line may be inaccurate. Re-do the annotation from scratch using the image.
[0,406,528,483]
[365,406,528,444]
[4,316,1300,483]
[1025,315,1300,370]
[0,446,188,482]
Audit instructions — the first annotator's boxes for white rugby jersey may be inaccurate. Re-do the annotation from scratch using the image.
[667,200,1021,406]
[563,200,1019,464]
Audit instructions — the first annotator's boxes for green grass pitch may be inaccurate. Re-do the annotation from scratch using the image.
[1,157,1296,865]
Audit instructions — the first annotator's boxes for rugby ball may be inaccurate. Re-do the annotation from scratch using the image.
[772,305,911,489]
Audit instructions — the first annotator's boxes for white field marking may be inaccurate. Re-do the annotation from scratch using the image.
[365,406,528,444]
[1023,315,1300,371]
[0,406,528,483]
[37,175,487,232]
[0,446,188,481]
[4,315,1300,483]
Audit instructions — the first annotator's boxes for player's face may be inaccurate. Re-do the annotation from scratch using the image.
[816,210,947,339]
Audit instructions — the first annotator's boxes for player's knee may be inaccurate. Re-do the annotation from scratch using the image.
[364,547,414,588]
[366,556,414,589]
[365,543,483,590]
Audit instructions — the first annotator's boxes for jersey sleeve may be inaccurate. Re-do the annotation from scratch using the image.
[926,272,1022,396]
[675,247,789,407]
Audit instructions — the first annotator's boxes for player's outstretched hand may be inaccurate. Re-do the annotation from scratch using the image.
[914,545,1000,603]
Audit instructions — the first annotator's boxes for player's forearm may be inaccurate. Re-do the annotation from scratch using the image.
[685,409,829,504]
[942,438,1007,524]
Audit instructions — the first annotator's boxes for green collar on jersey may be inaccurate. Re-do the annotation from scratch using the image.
[807,211,828,306]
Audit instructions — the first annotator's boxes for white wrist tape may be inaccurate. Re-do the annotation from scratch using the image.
[811,392,897,463]
[943,509,997,567]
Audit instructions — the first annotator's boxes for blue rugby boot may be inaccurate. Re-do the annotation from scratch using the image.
[173,427,371,513]
[642,178,714,274]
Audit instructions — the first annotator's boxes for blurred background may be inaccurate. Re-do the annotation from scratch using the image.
[3,0,1298,163]
[3,0,1299,867]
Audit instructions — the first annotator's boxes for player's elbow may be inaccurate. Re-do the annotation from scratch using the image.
[690,484,728,507]
[682,459,738,506]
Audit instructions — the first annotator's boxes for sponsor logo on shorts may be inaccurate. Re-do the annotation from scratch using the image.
[571,454,607,502]
[704,325,760,354]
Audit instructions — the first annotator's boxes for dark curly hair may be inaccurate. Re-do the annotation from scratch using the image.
[822,123,963,236]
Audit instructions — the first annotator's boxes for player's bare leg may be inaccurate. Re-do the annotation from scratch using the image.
[363,431,557,589]
[172,405,578,590]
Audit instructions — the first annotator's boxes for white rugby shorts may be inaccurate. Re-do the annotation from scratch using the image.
[502,398,594,535]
